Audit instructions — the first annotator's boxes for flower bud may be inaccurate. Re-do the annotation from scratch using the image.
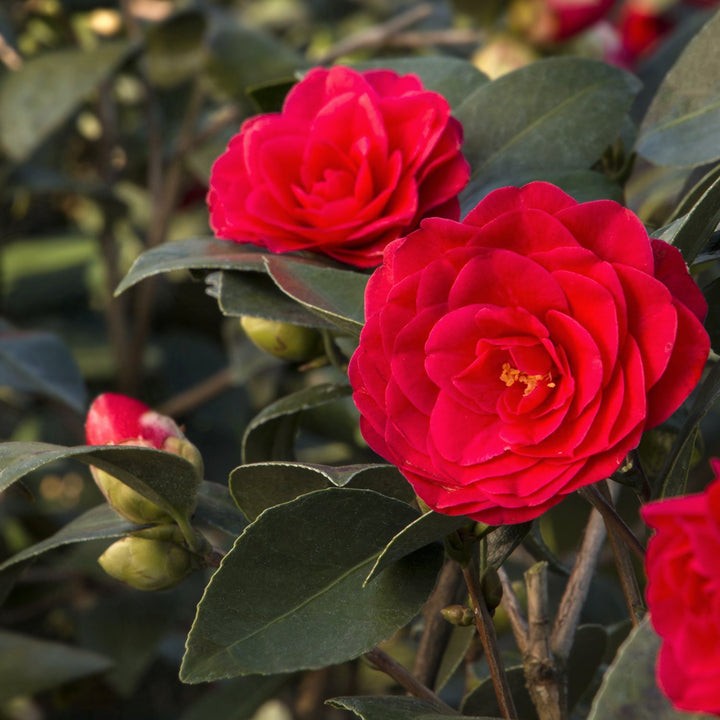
[441,604,475,626]
[240,316,323,362]
[509,0,616,44]
[85,393,203,524]
[98,532,195,591]
[480,567,504,612]
[471,34,538,80]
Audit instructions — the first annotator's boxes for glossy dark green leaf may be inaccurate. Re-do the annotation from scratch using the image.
[246,78,297,113]
[0,442,200,524]
[0,325,86,412]
[456,57,640,195]
[365,512,472,584]
[179,674,290,720]
[702,277,720,352]
[242,383,353,463]
[210,271,336,329]
[637,10,720,167]
[353,56,488,109]
[145,10,208,87]
[463,666,536,719]
[194,481,249,537]
[206,16,306,100]
[0,630,113,702]
[657,172,720,263]
[435,624,476,692]
[0,41,132,162]
[668,163,720,223]
[486,522,533,569]
[265,256,367,335]
[180,488,442,680]
[115,238,269,296]
[0,504,137,572]
[567,625,608,710]
[587,618,714,720]
[327,695,471,719]
[657,361,720,498]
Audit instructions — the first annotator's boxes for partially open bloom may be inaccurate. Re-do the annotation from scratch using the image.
[642,468,720,716]
[510,0,616,44]
[208,65,469,268]
[350,182,709,525]
[86,393,203,524]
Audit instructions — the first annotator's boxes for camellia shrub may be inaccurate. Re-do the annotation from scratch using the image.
[2,2,720,720]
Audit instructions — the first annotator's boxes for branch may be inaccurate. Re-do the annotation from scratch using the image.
[497,566,528,654]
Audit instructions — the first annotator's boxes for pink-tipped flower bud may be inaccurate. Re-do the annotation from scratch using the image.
[85,393,203,524]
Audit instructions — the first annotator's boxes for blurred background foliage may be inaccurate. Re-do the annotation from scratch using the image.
[1,0,719,718]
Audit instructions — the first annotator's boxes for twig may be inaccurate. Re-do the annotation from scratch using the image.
[461,564,518,719]
[384,29,485,48]
[317,4,434,63]
[156,367,235,418]
[550,507,607,661]
[0,32,22,70]
[413,559,465,688]
[364,647,458,714]
[596,481,644,626]
[578,485,646,561]
[497,566,528,654]
[524,563,567,720]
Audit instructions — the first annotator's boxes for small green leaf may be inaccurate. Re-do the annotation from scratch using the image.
[246,78,297,113]
[115,238,268,296]
[365,512,472,584]
[463,666,537,720]
[668,163,720,223]
[0,41,133,162]
[0,504,138,572]
[210,271,336,329]
[637,10,720,167]
[435,625,476,692]
[587,617,714,720]
[180,488,442,681]
[0,442,200,525]
[242,383,353,463]
[0,630,113,703]
[456,57,640,195]
[486,522,533,569]
[327,695,469,719]
[353,56,488,109]
[194,481,249,537]
[0,324,86,412]
[657,361,720,498]
[265,256,367,336]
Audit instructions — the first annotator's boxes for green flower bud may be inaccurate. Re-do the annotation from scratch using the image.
[98,533,195,591]
[441,604,475,626]
[162,435,204,480]
[240,316,323,362]
[480,567,504,612]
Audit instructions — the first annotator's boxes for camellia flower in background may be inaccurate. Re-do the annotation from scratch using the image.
[350,182,710,525]
[509,0,617,44]
[86,393,203,524]
[207,65,470,268]
[642,466,720,716]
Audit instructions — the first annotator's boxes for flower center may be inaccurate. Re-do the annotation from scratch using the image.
[500,362,556,396]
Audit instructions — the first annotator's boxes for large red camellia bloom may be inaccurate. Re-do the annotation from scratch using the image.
[349,182,709,525]
[642,468,720,716]
[208,65,469,268]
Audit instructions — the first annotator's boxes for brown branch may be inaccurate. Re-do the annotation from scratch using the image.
[497,566,528,655]
[384,29,485,48]
[461,564,518,719]
[156,367,235,418]
[364,648,458,714]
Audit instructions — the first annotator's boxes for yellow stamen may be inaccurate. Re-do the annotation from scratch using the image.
[500,362,556,396]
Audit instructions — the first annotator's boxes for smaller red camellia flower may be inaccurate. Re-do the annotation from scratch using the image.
[616,1,674,64]
[208,65,470,268]
[642,469,720,716]
[510,0,616,44]
[349,182,709,525]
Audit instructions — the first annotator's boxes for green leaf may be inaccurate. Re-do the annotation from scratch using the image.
[179,674,291,720]
[0,41,133,162]
[0,442,200,525]
[242,383,353,463]
[353,56,488,109]
[0,504,137,572]
[657,361,720,498]
[115,238,269,296]
[0,325,86,412]
[246,78,297,113]
[327,695,492,719]
[587,617,714,720]
[180,488,442,680]
[435,625,476,693]
[210,271,336,329]
[656,172,720,264]
[455,57,640,200]
[463,666,537,720]
[265,256,367,336]
[668,163,720,223]
[636,10,720,167]
[0,630,113,702]
[365,512,472,584]
[567,625,608,710]
[486,522,533,569]
[194,481,249,537]
[145,10,208,87]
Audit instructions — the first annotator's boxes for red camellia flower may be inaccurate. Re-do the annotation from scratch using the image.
[208,65,469,268]
[86,393,183,449]
[642,468,720,716]
[349,182,709,525]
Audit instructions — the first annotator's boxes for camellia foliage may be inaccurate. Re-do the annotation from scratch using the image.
[2,1,720,720]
